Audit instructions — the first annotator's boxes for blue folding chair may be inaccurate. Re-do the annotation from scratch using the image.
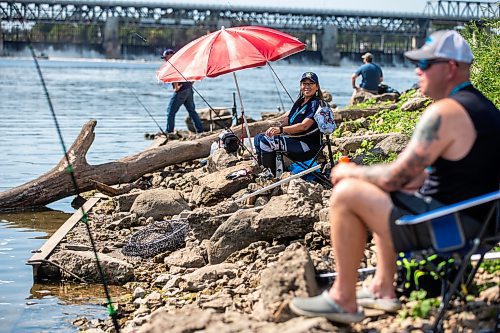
[396,190,500,332]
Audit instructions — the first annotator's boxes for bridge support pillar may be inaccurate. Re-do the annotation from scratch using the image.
[104,17,121,59]
[321,24,340,66]
[0,25,4,56]
[218,19,231,29]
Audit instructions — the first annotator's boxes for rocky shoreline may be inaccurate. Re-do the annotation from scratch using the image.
[40,90,499,332]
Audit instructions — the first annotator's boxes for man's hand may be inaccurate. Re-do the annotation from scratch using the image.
[330,162,357,185]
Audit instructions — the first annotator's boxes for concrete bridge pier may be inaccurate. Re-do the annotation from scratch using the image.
[0,25,4,56]
[321,24,341,66]
[104,17,121,59]
[218,19,231,29]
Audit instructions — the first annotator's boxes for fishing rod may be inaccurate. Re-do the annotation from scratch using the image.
[267,62,294,104]
[267,64,285,112]
[127,87,168,137]
[134,32,258,161]
[19,17,121,332]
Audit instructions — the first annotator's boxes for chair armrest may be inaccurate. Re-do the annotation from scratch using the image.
[396,191,500,226]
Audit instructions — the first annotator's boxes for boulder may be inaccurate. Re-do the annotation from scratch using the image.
[179,263,238,291]
[207,209,260,264]
[189,162,254,206]
[113,191,142,212]
[253,243,319,322]
[206,148,239,173]
[401,97,431,111]
[331,133,398,155]
[51,250,134,284]
[373,133,409,155]
[165,246,206,269]
[185,201,240,240]
[130,189,190,220]
[208,179,321,264]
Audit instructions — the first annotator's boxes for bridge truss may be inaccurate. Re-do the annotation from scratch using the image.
[1,1,497,36]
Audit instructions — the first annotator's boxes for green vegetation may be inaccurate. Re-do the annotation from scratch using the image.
[462,19,500,108]
[332,90,426,164]
[480,246,500,274]
[399,290,440,319]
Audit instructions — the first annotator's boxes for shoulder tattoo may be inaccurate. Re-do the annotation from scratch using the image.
[416,114,441,144]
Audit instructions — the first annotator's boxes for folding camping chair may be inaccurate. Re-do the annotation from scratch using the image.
[396,190,500,332]
[276,132,335,188]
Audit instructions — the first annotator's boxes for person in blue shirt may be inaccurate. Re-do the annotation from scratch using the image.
[351,52,383,94]
[254,72,322,177]
[161,48,204,134]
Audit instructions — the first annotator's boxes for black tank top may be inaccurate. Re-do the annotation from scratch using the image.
[419,84,500,219]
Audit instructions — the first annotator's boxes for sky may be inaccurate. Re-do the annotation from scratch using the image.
[163,0,430,13]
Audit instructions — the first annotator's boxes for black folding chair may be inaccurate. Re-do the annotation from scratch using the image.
[276,133,335,188]
[396,190,500,332]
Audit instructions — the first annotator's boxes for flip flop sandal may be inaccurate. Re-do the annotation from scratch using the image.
[356,288,402,312]
[290,291,365,324]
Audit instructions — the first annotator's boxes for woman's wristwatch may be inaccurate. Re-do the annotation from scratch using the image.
[279,126,284,134]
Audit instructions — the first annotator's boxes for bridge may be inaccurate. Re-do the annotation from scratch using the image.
[1,0,498,63]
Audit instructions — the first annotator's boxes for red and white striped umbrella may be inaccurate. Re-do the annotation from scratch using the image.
[156,26,305,83]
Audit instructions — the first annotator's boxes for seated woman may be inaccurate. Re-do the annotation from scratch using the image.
[254,72,323,176]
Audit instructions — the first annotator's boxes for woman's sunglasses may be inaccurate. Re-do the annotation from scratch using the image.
[415,59,450,71]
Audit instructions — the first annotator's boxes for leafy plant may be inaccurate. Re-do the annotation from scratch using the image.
[399,290,440,319]
[462,19,500,108]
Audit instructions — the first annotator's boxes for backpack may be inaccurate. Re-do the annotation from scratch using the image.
[218,130,239,154]
[314,100,337,135]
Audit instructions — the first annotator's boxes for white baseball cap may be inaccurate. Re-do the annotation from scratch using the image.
[404,30,473,64]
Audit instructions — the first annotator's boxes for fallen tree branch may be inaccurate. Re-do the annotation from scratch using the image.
[0,117,283,211]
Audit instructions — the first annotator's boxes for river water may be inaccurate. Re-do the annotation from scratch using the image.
[0,57,418,332]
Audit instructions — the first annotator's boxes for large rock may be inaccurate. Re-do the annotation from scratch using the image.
[113,191,142,212]
[189,162,254,206]
[373,133,409,155]
[401,97,431,111]
[138,306,338,333]
[165,246,206,269]
[51,250,134,284]
[208,179,321,264]
[206,148,239,173]
[331,133,399,155]
[130,188,190,220]
[185,201,240,240]
[179,263,238,291]
[207,209,260,264]
[253,243,319,322]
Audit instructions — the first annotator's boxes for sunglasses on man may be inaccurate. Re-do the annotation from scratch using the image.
[414,59,453,71]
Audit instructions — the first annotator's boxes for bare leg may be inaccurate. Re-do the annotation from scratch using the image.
[327,178,397,312]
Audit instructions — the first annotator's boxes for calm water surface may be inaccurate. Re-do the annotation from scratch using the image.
[0,57,418,332]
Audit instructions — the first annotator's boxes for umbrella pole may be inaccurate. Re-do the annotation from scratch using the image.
[232,72,254,153]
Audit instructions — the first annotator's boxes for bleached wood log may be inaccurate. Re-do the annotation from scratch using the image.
[0,117,283,211]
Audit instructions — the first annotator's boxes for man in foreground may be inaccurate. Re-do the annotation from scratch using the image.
[290,30,500,324]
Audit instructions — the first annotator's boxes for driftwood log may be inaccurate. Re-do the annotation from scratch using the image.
[0,118,282,211]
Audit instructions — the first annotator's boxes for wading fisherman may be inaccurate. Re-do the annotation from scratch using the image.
[161,48,204,134]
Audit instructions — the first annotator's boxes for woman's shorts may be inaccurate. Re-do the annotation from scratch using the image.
[389,191,483,252]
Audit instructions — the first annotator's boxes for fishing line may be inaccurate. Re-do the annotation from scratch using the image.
[17,11,121,331]
[267,63,294,103]
[127,87,168,137]
[134,31,258,161]
[267,64,285,112]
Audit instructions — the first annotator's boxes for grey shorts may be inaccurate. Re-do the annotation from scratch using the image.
[389,192,483,252]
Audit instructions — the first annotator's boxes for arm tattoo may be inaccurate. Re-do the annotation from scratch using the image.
[356,115,439,190]
[415,114,441,145]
